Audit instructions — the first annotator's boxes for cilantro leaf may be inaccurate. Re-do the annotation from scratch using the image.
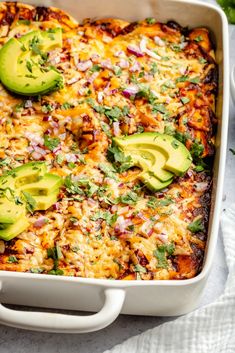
[187,218,204,233]
[153,243,175,269]
[44,135,60,151]
[22,191,36,214]
[107,144,133,173]
[119,191,139,205]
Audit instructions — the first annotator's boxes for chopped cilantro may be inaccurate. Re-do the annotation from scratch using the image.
[134,264,147,273]
[147,196,174,209]
[176,75,189,83]
[43,135,60,151]
[150,62,158,75]
[8,255,18,263]
[199,57,207,64]
[171,140,180,149]
[101,122,112,137]
[146,17,156,24]
[90,64,101,72]
[119,191,139,205]
[189,77,200,84]
[107,144,133,173]
[26,60,33,73]
[152,103,168,115]
[61,102,74,110]
[22,191,36,214]
[136,125,145,133]
[181,97,190,105]
[42,104,54,113]
[190,141,204,160]
[99,163,118,180]
[187,218,204,233]
[0,158,11,167]
[153,243,175,269]
[91,210,117,226]
[113,66,122,76]
[194,35,203,42]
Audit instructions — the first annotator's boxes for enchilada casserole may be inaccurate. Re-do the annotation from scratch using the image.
[0,2,217,280]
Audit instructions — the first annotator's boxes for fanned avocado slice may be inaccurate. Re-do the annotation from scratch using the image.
[33,190,60,211]
[0,162,47,189]
[0,29,64,96]
[129,150,173,182]
[0,198,25,224]
[139,172,173,192]
[20,173,63,196]
[114,133,192,177]
[0,215,29,241]
[113,132,192,191]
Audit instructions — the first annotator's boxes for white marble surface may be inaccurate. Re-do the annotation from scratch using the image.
[0,1,235,353]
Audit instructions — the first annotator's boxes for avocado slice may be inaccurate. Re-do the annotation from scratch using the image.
[33,190,60,211]
[0,215,29,241]
[130,150,173,182]
[0,162,47,190]
[0,198,25,224]
[20,173,63,196]
[114,133,192,176]
[0,29,64,96]
[139,172,173,192]
[19,28,63,52]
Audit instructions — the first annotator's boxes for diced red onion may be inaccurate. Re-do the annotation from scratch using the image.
[49,120,59,129]
[118,58,129,69]
[179,67,186,75]
[34,217,47,228]
[115,216,132,232]
[111,205,118,212]
[97,91,104,103]
[24,100,33,108]
[140,38,161,60]
[165,97,171,104]
[91,53,100,62]
[154,36,165,47]
[31,151,43,160]
[53,203,60,210]
[122,84,139,98]
[77,60,92,72]
[34,146,47,155]
[113,121,120,136]
[65,154,77,163]
[195,182,208,192]
[157,233,168,243]
[127,45,144,57]
[59,133,66,140]
[53,146,62,154]
[78,87,86,96]
[129,61,141,72]
[25,132,44,146]
[114,50,125,57]
[137,212,149,221]
[87,71,99,83]
[101,59,113,69]
[67,77,79,85]
[43,115,52,122]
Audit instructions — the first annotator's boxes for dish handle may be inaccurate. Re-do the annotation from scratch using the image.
[0,288,125,333]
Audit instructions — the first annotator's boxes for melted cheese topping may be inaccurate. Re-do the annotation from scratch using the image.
[0,6,216,280]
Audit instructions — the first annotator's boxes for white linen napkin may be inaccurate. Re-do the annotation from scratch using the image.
[104,205,235,353]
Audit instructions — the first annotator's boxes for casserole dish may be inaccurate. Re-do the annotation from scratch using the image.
[0,0,229,333]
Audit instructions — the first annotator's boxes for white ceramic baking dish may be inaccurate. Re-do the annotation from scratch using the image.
[0,0,229,333]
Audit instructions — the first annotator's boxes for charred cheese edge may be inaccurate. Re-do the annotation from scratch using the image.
[0,3,216,280]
